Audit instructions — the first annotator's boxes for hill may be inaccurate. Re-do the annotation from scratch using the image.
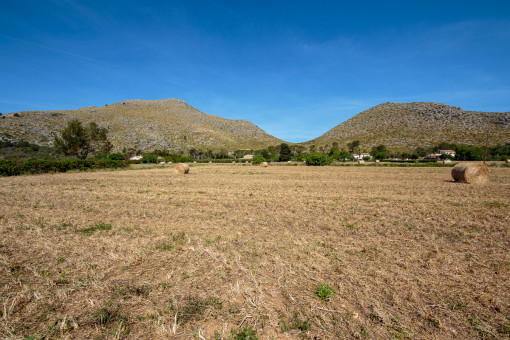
[304,102,510,150]
[0,99,283,152]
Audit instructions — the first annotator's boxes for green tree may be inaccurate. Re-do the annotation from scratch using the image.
[141,153,158,163]
[279,143,292,162]
[267,145,279,158]
[455,145,484,160]
[87,122,112,155]
[414,147,427,157]
[347,140,360,154]
[189,148,198,159]
[370,144,388,160]
[54,119,112,159]
[488,144,510,160]
[305,152,332,166]
[328,146,340,157]
[338,150,354,161]
[252,154,266,165]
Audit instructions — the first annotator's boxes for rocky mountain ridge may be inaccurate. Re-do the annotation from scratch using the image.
[0,99,283,151]
[1,100,508,152]
[306,102,509,150]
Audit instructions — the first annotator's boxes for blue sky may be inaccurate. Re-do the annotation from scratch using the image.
[1,1,509,142]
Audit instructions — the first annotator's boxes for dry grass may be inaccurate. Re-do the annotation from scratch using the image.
[0,165,509,339]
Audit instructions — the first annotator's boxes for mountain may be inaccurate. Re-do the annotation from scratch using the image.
[0,99,283,151]
[2,100,509,153]
[304,102,510,150]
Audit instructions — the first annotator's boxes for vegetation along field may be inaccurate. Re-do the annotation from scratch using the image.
[0,165,509,339]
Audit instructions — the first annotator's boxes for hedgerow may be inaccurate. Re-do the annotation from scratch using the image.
[0,158,128,176]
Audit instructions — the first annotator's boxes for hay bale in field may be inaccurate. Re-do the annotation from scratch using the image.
[209,161,213,164]
[375,160,380,163]
[358,160,364,164]
[451,163,489,184]
[443,159,451,164]
[505,159,510,164]
[260,162,268,167]
[174,163,190,174]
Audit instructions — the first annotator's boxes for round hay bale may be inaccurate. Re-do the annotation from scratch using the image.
[375,159,380,163]
[451,163,489,184]
[260,162,268,167]
[209,161,213,164]
[443,159,451,164]
[357,160,364,164]
[174,163,190,174]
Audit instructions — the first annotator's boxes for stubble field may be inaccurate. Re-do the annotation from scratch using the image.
[0,164,509,339]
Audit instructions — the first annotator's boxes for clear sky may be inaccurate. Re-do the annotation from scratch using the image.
[1,1,509,142]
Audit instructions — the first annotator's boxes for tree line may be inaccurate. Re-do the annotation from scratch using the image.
[1,119,509,163]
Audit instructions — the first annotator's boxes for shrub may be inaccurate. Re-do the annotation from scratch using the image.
[0,159,128,177]
[109,153,125,160]
[177,156,193,163]
[305,152,332,166]
[141,153,158,163]
[252,154,266,165]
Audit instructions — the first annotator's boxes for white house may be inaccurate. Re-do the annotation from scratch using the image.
[129,155,143,161]
[242,154,254,160]
[439,150,456,158]
[353,153,371,160]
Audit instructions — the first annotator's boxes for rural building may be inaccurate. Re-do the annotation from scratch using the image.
[353,153,371,160]
[425,153,442,159]
[130,155,143,161]
[242,154,254,160]
[439,149,456,158]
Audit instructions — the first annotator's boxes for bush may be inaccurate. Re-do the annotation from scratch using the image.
[109,153,125,161]
[305,152,332,166]
[178,156,194,163]
[0,159,128,177]
[141,153,158,163]
[252,154,266,165]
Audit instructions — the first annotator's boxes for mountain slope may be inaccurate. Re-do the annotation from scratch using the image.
[305,102,510,150]
[0,99,283,151]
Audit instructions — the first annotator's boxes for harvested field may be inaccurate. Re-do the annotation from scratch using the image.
[0,165,509,339]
